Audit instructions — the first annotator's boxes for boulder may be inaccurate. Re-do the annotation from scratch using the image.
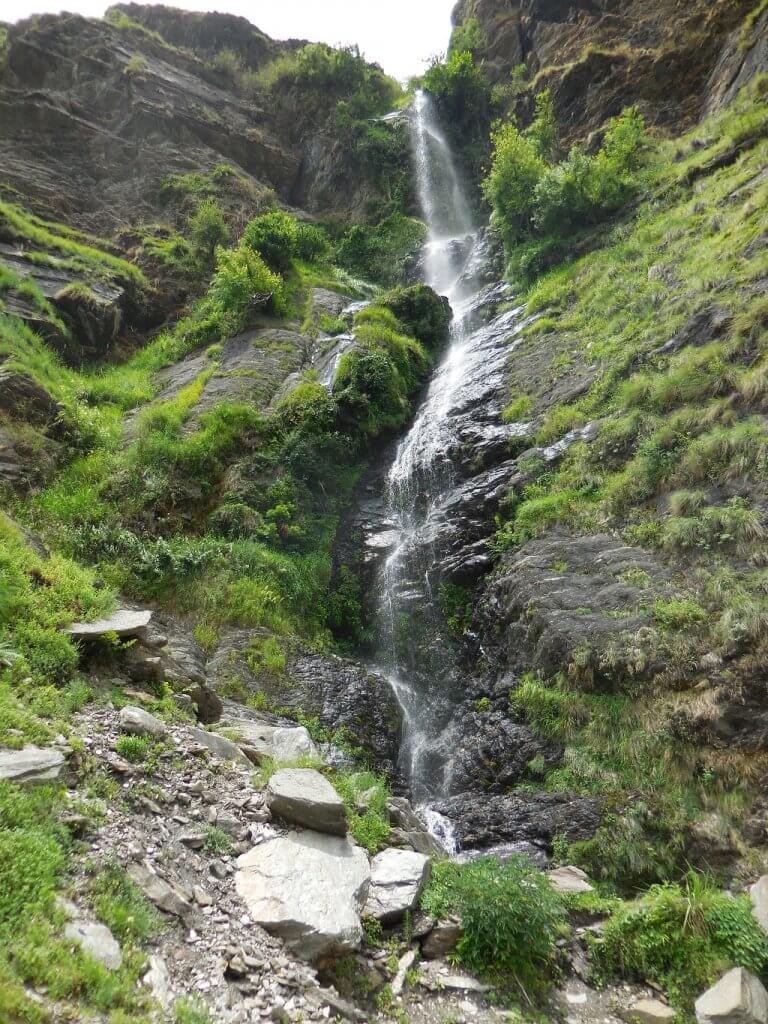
[750,876,768,934]
[422,919,463,960]
[364,849,431,924]
[64,921,122,970]
[623,999,677,1024]
[143,954,175,1011]
[67,609,152,640]
[695,968,768,1024]
[0,745,65,783]
[119,706,167,739]
[547,865,594,895]
[188,726,250,766]
[266,769,347,836]
[235,831,370,960]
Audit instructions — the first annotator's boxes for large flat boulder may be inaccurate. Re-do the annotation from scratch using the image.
[235,831,370,960]
[67,609,152,640]
[267,768,347,836]
[0,745,65,784]
[695,968,768,1024]
[64,920,122,971]
[364,849,431,924]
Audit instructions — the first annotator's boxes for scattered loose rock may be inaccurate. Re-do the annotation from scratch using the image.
[119,706,167,739]
[364,848,431,924]
[188,726,251,765]
[422,919,463,960]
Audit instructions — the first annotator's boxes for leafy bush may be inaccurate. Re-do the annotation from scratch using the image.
[592,874,768,1009]
[484,105,646,261]
[207,246,285,328]
[378,284,452,349]
[337,214,427,287]
[421,856,567,997]
[333,771,391,854]
[243,210,299,273]
[423,51,491,172]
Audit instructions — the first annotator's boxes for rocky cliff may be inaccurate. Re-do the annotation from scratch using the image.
[452,0,768,140]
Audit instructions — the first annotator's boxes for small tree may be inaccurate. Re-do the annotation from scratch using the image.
[189,200,229,269]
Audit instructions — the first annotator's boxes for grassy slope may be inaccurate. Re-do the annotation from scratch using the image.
[494,74,768,887]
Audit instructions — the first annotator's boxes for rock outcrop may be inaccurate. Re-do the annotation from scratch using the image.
[451,0,767,143]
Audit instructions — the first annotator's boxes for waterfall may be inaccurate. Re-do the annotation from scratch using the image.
[372,92,522,833]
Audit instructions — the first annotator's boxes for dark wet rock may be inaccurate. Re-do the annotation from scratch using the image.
[473,530,672,686]
[0,429,24,484]
[449,703,562,793]
[434,790,601,851]
[0,366,63,428]
[208,631,401,773]
[655,305,732,357]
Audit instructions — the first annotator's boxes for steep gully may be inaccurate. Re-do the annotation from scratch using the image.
[366,93,532,854]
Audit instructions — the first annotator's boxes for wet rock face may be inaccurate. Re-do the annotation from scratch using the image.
[434,790,601,851]
[207,631,402,774]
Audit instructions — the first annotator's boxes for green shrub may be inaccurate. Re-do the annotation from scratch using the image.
[592,874,768,1009]
[175,997,211,1024]
[377,284,452,348]
[337,214,427,286]
[0,823,65,935]
[333,771,391,854]
[207,245,285,328]
[242,210,299,273]
[652,597,707,630]
[423,51,491,172]
[421,857,567,997]
[484,106,646,258]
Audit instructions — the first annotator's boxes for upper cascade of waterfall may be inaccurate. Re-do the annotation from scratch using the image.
[411,90,476,299]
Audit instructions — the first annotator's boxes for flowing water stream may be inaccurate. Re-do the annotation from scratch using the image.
[372,93,527,845]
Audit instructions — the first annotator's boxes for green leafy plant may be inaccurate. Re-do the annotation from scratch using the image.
[421,856,567,999]
[592,873,768,1009]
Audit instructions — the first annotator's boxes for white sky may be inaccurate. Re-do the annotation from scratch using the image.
[6,0,457,80]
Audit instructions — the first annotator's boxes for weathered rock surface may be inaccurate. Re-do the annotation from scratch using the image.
[623,999,677,1024]
[188,726,251,766]
[452,0,765,145]
[751,876,768,934]
[547,865,594,895]
[266,769,347,836]
[473,530,672,685]
[220,712,318,764]
[695,968,768,1024]
[119,706,167,739]
[422,920,463,960]
[235,831,370,960]
[64,920,123,971]
[68,609,152,640]
[0,745,66,783]
[208,631,401,772]
[364,849,431,924]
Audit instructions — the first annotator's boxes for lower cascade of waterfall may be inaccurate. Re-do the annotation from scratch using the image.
[371,92,529,854]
